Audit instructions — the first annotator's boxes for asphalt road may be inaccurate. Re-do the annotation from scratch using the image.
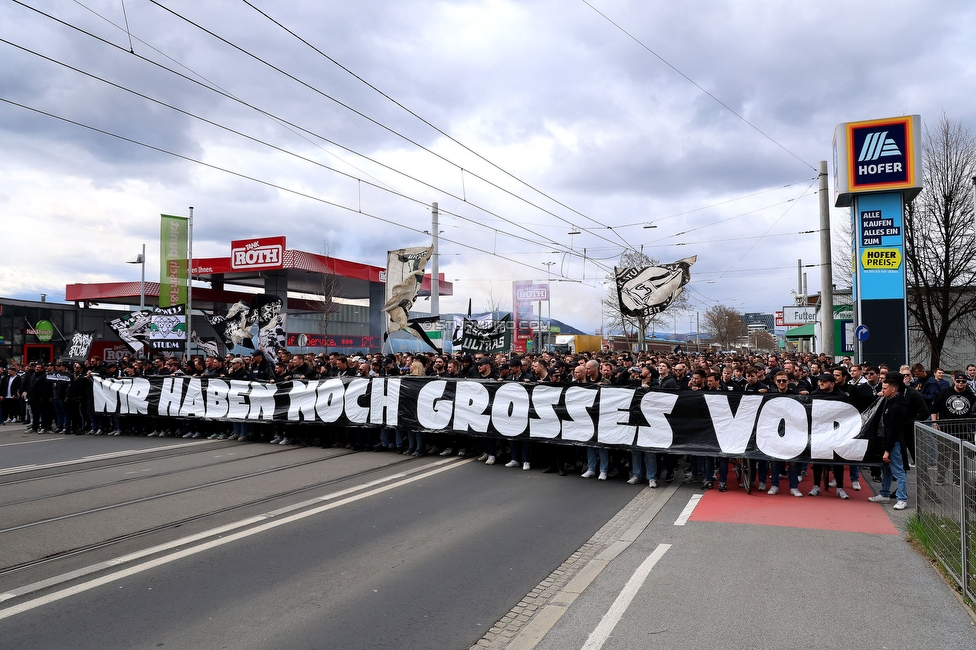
[2,426,975,650]
[0,427,638,649]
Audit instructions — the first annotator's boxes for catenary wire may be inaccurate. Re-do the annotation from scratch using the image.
[238,0,635,252]
[0,37,610,272]
[6,2,613,272]
[145,0,636,256]
[0,96,588,281]
[581,0,817,173]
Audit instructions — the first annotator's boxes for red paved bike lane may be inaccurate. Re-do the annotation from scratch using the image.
[690,471,899,534]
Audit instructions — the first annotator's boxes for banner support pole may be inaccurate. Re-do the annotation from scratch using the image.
[187,206,193,359]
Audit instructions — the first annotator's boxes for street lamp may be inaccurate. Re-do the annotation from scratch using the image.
[127,244,146,309]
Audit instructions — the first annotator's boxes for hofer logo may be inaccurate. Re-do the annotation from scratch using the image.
[849,118,911,188]
[230,236,286,270]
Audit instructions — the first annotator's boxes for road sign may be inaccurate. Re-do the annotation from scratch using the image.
[855,325,869,342]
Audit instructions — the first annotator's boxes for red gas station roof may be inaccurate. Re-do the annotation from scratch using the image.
[65,248,451,310]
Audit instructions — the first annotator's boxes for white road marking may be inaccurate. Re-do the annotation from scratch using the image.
[0,457,470,619]
[673,493,703,526]
[0,440,215,476]
[0,438,65,448]
[580,543,671,650]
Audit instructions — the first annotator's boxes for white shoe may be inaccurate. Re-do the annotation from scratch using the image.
[280,437,290,445]
[522,462,531,471]
[790,488,803,498]
[270,436,282,444]
[648,479,657,488]
[505,460,519,468]
[477,453,489,462]
[598,471,607,481]
[767,485,779,495]
[837,488,849,500]
[893,500,908,510]
[457,448,467,457]
[851,480,861,491]
[758,482,766,492]
[828,479,837,488]
[439,448,453,456]
[581,470,596,478]
[809,485,821,496]
[485,455,496,465]
[627,475,640,485]
[868,494,890,503]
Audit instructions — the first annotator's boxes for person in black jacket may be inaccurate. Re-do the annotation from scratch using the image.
[868,373,910,509]
[0,366,22,424]
[26,362,52,433]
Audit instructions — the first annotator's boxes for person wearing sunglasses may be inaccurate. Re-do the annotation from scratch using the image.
[765,371,804,497]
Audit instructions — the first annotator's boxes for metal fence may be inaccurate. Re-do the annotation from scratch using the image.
[914,419,976,603]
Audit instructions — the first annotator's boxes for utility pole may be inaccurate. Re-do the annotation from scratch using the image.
[430,202,439,317]
[186,206,194,359]
[818,161,834,357]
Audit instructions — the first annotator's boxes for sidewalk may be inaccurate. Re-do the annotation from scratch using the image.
[493,464,976,650]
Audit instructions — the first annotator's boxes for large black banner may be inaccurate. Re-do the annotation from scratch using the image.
[92,376,887,463]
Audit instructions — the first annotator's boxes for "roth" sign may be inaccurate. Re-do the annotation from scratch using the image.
[230,237,286,271]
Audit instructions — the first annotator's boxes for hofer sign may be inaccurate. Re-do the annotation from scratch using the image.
[231,237,286,271]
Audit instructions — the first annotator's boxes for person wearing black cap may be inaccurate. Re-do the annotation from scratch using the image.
[868,372,911,509]
[929,370,976,487]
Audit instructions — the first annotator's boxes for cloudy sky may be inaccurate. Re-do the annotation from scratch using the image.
[2,0,975,335]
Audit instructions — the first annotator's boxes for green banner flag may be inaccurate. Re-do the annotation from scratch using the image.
[159,214,188,308]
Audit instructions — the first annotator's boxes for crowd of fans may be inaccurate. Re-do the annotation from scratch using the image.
[2,347,974,507]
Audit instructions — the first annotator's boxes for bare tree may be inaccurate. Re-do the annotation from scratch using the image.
[832,212,854,292]
[703,304,747,349]
[602,250,687,349]
[904,114,976,368]
[483,281,506,317]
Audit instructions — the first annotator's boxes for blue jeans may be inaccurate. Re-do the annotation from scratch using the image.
[631,450,657,480]
[769,461,800,490]
[880,442,908,501]
[587,447,609,473]
[704,457,729,484]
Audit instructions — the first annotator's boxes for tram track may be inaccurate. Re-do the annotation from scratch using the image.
[0,445,306,508]
[0,449,370,536]
[0,453,429,577]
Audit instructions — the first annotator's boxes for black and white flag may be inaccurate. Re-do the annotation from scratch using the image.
[383,245,433,336]
[63,330,96,363]
[191,332,220,358]
[462,314,512,354]
[615,256,696,317]
[209,301,256,350]
[252,294,287,355]
[107,310,153,354]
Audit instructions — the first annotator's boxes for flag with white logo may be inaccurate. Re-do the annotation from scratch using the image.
[615,256,697,317]
[63,330,97,363]
[107,310,153,354]
[252,294,287,355]
[209,301,257,350]
[462,314,512,354]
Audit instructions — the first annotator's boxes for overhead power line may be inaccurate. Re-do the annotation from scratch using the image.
[0,96,583,281]
[145,0,636,255]
[581,0,817,173]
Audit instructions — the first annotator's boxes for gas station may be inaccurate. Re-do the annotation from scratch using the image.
[59,236,452,356]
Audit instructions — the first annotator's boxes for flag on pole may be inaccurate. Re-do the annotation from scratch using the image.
[615,256,697,317]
